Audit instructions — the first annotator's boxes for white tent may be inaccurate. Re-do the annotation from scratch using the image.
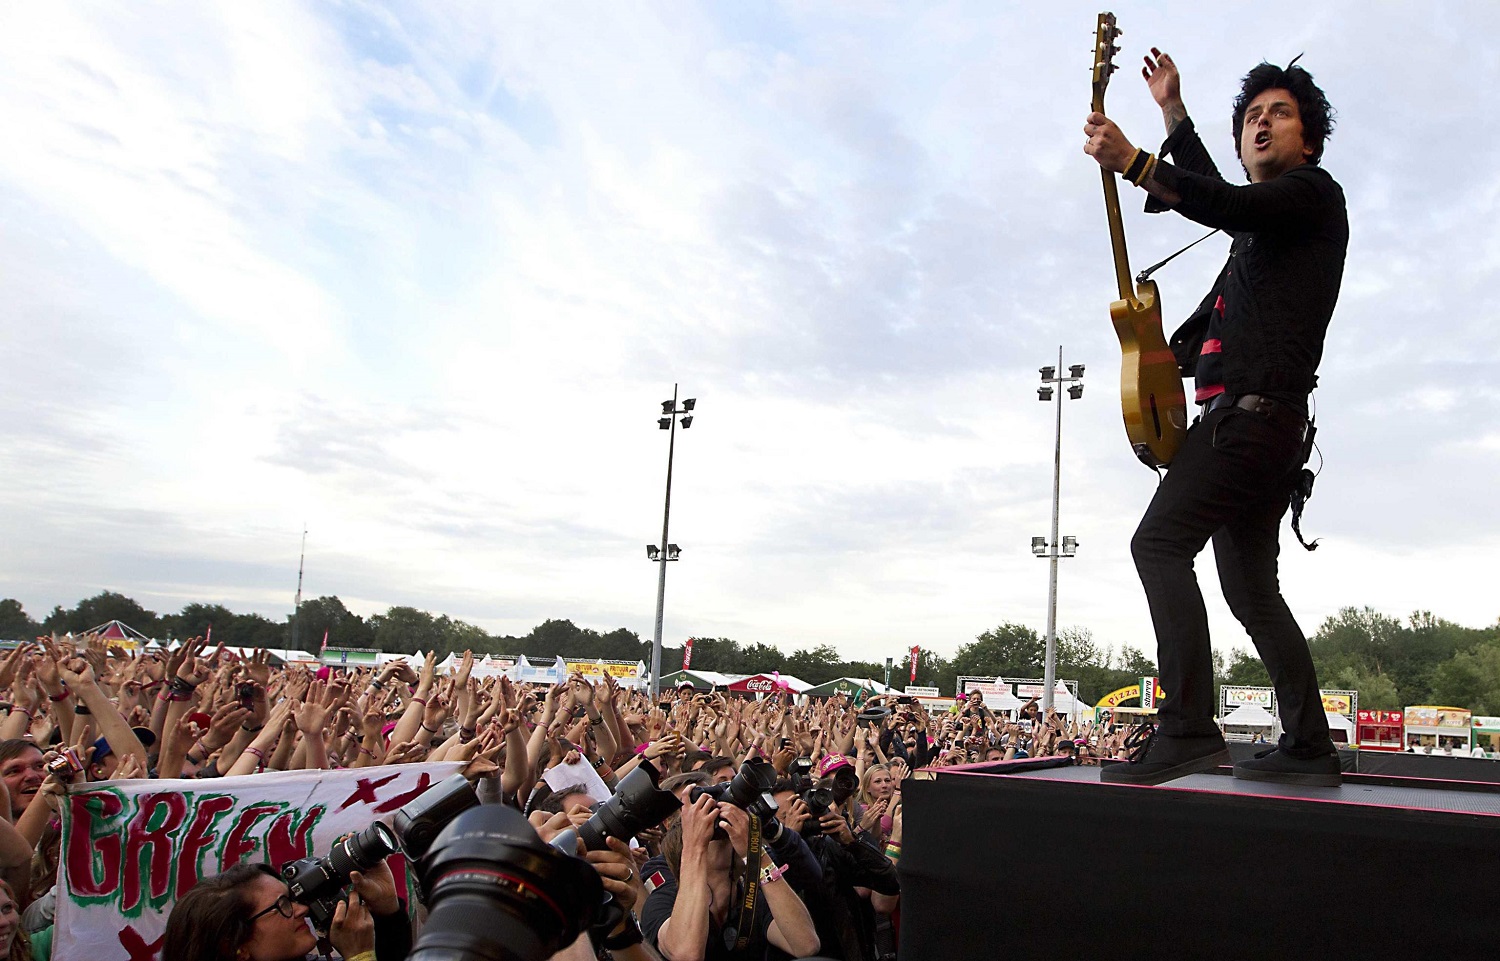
[1325,711,1355,744]
[981,690,1024,713]
[1221,703,1279,741]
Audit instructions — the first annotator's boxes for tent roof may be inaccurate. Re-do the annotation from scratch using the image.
[727,673,813,693]
[1221,703,1278,727]
[658,669,743,689]
[1325,711,1355,733]
[804,677,893,697]
[82,620,153,642]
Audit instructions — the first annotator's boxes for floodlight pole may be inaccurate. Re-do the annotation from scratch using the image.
[650,385,693,698]
[1036,347,1083,715]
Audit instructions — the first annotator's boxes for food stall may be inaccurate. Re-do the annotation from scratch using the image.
[1355,710,1404,752]
[1403,706,1472,755]
[1471,716,1500,759]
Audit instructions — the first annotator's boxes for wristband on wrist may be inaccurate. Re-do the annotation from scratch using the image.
[48,688,71,702]
[421,722,438,734]
[410,697,428,707]
[244,746,266,764]
[8,706,31,719]
[242,723,264,733]
[759,862,786,885]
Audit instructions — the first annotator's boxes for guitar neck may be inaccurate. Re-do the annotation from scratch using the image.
[1093,90,1136,304]
[1100,168,1135,302]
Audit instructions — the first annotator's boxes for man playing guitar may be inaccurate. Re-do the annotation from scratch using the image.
[1085,48,1348,786]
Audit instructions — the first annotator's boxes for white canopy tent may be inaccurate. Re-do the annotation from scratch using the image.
[1325,711,1355,744]
[1220,703,1279,741]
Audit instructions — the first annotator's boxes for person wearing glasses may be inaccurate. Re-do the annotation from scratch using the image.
[162,860,409,961]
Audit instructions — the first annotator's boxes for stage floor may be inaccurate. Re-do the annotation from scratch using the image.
[959,761,1500,816]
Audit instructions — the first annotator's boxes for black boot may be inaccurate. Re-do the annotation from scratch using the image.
[1099,725,1230,786]
[1233,746,1341,787]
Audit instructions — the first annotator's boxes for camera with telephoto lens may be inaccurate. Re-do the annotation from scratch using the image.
[406,803,606,961]
[280,821,399,931]
[801,786,835,830]
[549,759,681,854]
[688,756,782,842]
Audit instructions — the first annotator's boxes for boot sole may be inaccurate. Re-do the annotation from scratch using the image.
[1099,748,1230,787]
[1232,765,1342,788]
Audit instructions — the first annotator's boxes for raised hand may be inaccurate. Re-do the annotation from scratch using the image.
[1142,47,1181,109]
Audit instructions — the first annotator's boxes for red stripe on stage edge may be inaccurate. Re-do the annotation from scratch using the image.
[1195,385,1226,403]
[1199,338,1223,355]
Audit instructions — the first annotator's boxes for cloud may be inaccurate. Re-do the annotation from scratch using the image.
[3,0,1499,667]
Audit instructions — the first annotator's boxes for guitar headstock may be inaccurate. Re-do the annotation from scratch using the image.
[1091,12,1121,109]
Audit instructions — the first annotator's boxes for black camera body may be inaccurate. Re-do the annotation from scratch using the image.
[688,757,782,842]
[281,821,399,931]
[550,759,680,854]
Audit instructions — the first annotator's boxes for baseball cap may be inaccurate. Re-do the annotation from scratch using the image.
[816,753,852,777]
[91,727,159,763]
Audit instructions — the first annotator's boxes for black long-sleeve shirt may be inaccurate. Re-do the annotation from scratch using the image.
[1145,117,1349,406]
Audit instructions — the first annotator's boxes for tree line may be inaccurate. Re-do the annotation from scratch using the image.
[3,593,1497,711]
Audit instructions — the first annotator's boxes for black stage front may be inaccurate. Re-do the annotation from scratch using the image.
[898,757,1500,960]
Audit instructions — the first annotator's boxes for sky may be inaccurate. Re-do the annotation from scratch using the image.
[2,1,1498,668]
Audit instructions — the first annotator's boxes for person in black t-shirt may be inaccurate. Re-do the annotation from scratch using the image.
[640,795,820,961]
[1084,51,1346,787]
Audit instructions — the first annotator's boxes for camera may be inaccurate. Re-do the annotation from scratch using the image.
[550,759,680,853]
[788,756,814,793]
[237,682,257,708]
[802,786,835,824]
[45,749,84,782]
[689,757,781,840]
[394,774,481,859]
[281,821,399,931]
[407,803,605,961]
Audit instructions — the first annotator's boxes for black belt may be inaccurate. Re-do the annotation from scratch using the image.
[1205,392,1307,438]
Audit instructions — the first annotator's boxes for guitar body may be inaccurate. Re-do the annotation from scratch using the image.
[1092,12,1188,468]
[1110,278,1187,468]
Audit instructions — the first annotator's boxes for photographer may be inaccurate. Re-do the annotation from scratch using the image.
[642,795,819,961]
[772,776,898,961]
[162,859,409,961]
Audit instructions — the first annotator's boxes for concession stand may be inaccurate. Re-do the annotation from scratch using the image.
[1404,706,1473,754]
[1319,690,1359,745]
[1355,710,1405,752]
[1472,717,1500,759]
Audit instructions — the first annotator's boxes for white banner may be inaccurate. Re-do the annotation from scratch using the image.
[55,762,462,961]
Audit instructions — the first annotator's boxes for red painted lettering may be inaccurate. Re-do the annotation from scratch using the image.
[337,773,398,812]
[65,791,124,899]
[266,804,325,868]
[176,795,236,898]
[373,772,434,813]
[221,803,282,867]
[121,792,189,912]
[120,924,165,961]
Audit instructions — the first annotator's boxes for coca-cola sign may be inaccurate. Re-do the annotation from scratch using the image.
[745,678,775,692]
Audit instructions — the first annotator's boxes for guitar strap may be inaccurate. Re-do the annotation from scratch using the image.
[1136,228,1221,285]
[1290,417,1321,551]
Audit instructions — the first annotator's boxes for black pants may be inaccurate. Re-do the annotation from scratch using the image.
[1131,404,1333,757]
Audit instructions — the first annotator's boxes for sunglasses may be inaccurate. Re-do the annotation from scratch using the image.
[250,894,298,922]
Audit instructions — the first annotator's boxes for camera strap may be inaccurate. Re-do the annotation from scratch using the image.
[728,813,763,952]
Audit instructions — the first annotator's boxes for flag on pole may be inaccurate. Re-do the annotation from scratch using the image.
[682,637,693,669]
[320,629,329,653]
[909,646,920,683]
[205,624,212,643]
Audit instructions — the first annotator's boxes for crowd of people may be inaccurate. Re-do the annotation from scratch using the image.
[0,635,1116,961]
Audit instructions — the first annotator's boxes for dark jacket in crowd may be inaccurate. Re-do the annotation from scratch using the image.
[793,833,900,961]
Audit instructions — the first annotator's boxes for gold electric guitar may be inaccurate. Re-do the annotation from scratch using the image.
[1092,12,1187,468]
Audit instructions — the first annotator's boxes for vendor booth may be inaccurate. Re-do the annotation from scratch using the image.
[1220,703,1279,742]
[1471,716,1500,759]
[1404,706,1472,755]
[1356,709,1404,752]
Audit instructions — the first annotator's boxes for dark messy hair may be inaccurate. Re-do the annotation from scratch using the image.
[1232,59,1336,169]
